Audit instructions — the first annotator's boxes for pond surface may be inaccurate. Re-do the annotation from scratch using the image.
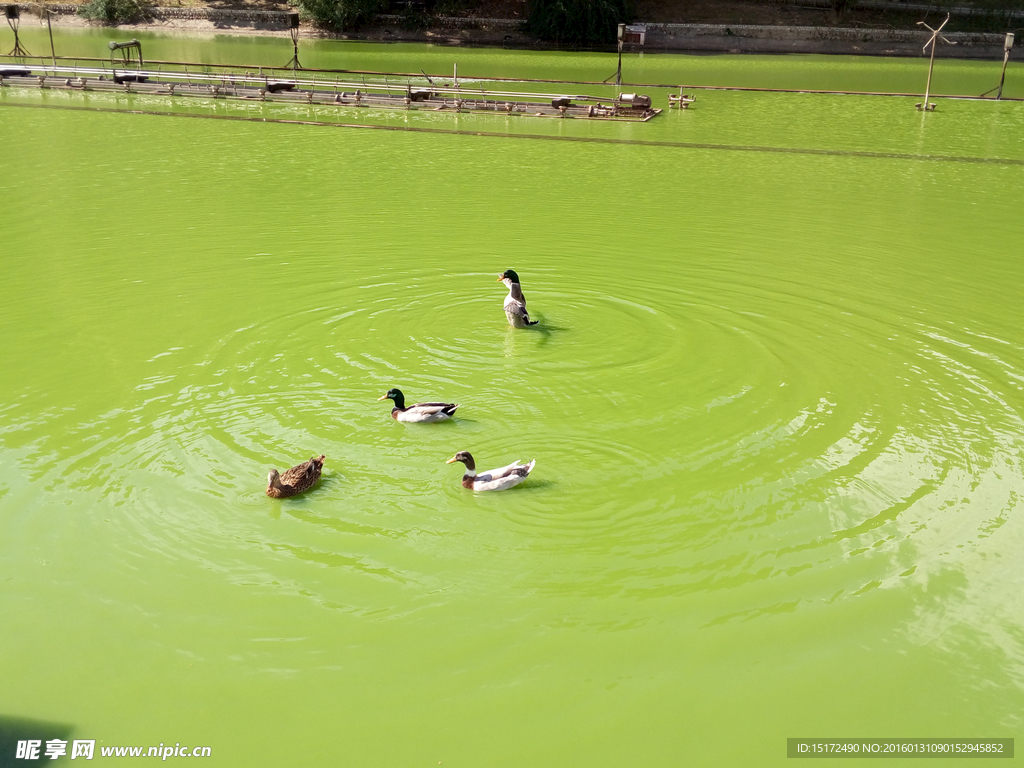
[1,31,1023,766]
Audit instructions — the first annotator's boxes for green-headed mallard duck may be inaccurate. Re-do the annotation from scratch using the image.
[497,269,539,328]
[266,454,325,498]
[446,451,535,491]
[378,388,459,423]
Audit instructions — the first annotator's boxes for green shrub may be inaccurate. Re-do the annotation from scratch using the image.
[78,0,144,24]
[960,0,1024,25]
[294,0,385,30]
[526,0,633,47]
[398,2,430,29]
[434,0,466,15]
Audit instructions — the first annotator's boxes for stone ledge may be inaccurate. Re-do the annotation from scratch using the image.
[374,14,521,31]
[22,2,80,13]
[646,23,1007,46]
[21,3,295,20]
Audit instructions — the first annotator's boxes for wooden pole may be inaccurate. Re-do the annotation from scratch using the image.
[46,8,56,66]
[616,24,623,87]
[922,36,936,110]
[916,15,952,111]
[997,33,1014,100]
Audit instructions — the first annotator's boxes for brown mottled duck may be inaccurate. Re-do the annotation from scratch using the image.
[266,454,325,498]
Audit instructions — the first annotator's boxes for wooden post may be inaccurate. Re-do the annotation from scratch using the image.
[916,14,953,112]
[616,24,623,87]
[922,34,937,110]
[997,33,1014,100]
[46,8,56,66]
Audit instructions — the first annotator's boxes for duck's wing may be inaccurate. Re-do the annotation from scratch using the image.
[280,455,324,487]
[504,296,539,327]
[512,459,536,477]
[279,461,310,486]
[399,402,459,422]
[478,459,533,482]
[473,459,535,491]
[407,402,459,416]
[504,301,536,327]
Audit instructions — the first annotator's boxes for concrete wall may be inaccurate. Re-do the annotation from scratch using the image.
[641,23,1017,58]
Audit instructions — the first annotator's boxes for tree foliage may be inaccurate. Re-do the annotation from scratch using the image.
[293,0,385,31]
[77,0,144,25]
[526,0,634,47]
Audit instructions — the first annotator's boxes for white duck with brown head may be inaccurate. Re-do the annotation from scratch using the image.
[446,451,535,491]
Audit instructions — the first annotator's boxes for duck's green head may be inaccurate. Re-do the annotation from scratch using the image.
[377,388,405,407]
[497,269,520,284]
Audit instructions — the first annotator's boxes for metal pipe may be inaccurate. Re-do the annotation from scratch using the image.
[0,62,606,101]
[8,57,1020,102]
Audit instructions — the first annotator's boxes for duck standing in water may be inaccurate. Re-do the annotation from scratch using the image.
[266,454,325,498]
[378,388,459,423]
[446,451,535,491]
[497,269,539,328]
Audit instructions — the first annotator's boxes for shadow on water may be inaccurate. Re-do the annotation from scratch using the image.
[0,715,74,767]
[508,318,570,348]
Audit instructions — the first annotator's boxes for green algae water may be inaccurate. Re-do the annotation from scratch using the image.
[2,33,1024,766]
